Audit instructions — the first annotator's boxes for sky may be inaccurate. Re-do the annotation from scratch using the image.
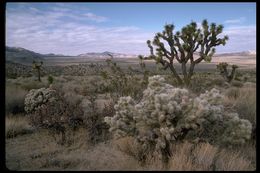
[6,2,256,56]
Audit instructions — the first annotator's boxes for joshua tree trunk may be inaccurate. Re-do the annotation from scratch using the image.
[228,66,237,82]
[37,69,41,82]
[169,64,183,85]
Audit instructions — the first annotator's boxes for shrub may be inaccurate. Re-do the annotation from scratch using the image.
[105,75,252,165]
[100,59,148,101]
[24,87,84,145]
[48,75,54,84]
[83,92,111,144]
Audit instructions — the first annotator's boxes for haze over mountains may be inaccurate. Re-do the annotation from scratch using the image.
[6,46,256,64]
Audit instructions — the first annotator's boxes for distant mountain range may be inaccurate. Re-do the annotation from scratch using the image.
[5,46,256,64]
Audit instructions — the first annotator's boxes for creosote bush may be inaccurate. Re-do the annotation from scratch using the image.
[105,75,252,165]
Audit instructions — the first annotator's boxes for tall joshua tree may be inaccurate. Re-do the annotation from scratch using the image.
[32,60,43,82]
[139,19,229,86]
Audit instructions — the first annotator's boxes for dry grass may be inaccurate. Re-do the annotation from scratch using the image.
[5,85,27,114]
[168,141,195,171]
[168,142,254,171]
[6,128,142,171]
[223,84,256,126]
[191,142,218,170]
[214,149,254,171]
[5,115,33,138]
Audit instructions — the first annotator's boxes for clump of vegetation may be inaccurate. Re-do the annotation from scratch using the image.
[105,75,252,166]
[83,88,108,144]
[48,75,54,84]
[100,58,148,101]
[32,61,43,82]
[139,19,228,86]
[24,87,84,145]
[216,62,238,83]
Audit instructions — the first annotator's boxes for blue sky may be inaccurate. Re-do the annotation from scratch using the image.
[6,2,256,55]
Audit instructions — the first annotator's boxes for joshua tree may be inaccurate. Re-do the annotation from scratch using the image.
[216,62,238,82]
[32,60,43,82]
[139,19,229,86]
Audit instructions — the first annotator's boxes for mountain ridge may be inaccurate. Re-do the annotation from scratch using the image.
[6,46,256,62]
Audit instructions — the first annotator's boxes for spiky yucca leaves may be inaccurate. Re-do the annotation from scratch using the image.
[217,62,238,83]
[139,20,228,86]
[105,75,252,165]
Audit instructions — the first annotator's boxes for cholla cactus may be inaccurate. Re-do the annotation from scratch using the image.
[24,87,84,144]
[105,75,252,164]
[222,113,252,145]
[24,87,59,114]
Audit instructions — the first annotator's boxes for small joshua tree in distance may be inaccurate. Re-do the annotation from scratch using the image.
[32,60,43,82]
[216,62,238,83]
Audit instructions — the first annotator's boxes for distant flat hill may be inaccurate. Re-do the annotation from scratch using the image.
[77,51,137,58]
[214,51,256,57]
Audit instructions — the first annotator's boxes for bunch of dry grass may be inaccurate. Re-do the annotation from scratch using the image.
[114,138,255,171]
[223,85,256,127]
[5,114,33,138]
[214,149,254,171]
[5,85,27,114]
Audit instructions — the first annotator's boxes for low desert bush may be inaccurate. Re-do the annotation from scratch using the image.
[24,87,85,145]
[230,80,244,87]
[100,59,148,101]
[5,85,27,114]
[83,92,111,144]
[105,75,252,165]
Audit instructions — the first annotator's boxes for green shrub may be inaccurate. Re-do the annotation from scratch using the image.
[48,75,54,84]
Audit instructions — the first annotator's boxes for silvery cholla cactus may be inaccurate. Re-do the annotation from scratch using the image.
[105,75,252,150]
[24,87,58,114]
[222,113,252,145]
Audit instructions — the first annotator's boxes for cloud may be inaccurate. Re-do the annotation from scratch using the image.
[6,4,256,56]
[224,17,246,24]
[83,12,108,22]
[6,4,153,55]
[217,25,256,53]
